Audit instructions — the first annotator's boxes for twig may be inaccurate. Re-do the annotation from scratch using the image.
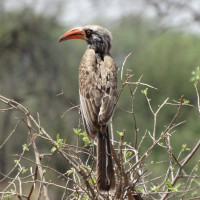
[26,114,50,200]
[127,96,184,174]
[121,52,132,82]
[0,120,20,149]
[161,139,200,200]
[194,83,200,114]
[27,164,38,200]
[125,81,158,90]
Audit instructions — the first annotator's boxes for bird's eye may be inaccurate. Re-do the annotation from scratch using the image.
[86,29,92,37]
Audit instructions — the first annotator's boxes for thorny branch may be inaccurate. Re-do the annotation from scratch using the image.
[0,55,200,199]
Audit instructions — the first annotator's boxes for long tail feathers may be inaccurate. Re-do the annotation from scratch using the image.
[97,128,115,191]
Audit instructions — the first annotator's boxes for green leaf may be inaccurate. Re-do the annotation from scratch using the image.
[14,160,19,164]
[79,132,87,136]
[183,99,190,105]
[57,133,60,141]
[73,128,81,135]
[22,144,29,151]
[22,167,28,174]
[66,168,75,176]
[190,66,200,85]
[136,187,144,193]
[166,183,174,190]
[92,176,96,183]
[141,88,148,95]
[182,144,190,151]
[54,133,65,148]
[166,183,181,192]
[51,147,56,153]
[116,131,124,137]
[124,151,132,158]
[82,136,89,146]
[73,193,78,197]
[3,190,16,200]
[79,131,90,146]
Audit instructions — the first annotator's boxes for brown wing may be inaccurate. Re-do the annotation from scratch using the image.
[79,49,117,139]
[97,54,117,125]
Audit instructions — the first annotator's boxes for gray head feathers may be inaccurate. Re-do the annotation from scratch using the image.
[83,25,112,56]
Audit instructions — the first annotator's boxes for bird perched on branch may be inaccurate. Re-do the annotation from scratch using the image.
[59,25,117,191]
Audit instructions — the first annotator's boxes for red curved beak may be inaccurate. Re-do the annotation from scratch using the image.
[58,27,87,43]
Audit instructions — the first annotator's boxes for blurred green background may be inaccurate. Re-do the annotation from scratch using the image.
[0,0,200,198]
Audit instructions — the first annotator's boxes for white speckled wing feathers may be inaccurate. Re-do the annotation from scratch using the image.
[79,49,117,139]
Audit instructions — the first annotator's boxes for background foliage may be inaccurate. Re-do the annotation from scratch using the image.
[0,0,200,199]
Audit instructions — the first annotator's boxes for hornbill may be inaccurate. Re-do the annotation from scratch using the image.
[59,25,117,191]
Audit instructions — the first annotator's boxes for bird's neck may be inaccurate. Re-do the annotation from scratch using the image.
[87,41,110,59]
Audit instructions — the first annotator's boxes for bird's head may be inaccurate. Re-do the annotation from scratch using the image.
[58,25,112,56]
